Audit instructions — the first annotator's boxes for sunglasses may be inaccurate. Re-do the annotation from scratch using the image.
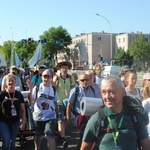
[80,79,89,82]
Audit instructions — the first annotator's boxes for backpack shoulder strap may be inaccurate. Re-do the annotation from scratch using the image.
[35,74,39,84]
[92,106,106,149]
[96,106,106,136]
[52,86,56,95]
[68,74,73,87]
[128,109,141,150]
[89,85,95,96]
[35,84,40,100]
[71,86,79,116]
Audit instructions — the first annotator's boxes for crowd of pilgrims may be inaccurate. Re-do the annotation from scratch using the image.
[0,63,150,150]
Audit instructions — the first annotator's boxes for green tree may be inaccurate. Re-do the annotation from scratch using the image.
[2,40,37,67]
[114,48,133,67]
[129,35,150,67]
[2,41,12,66]
[40,26,72,65]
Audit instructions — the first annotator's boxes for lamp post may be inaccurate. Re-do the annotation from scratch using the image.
[96,13,113,65]
[10,27,15,66]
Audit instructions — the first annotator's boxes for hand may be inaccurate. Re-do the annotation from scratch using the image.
[26,79,34,90]
[66,118,71,126]
[20,121,25,130]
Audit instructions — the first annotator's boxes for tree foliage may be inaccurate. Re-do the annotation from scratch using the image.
[113,48,133,67]
[129,35,150,66]
[1,40,37,67]
[40,26,72,64]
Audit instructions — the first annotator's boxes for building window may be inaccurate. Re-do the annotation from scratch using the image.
[132,37,136,41]
[119,38,121,43]
[123,38,125,42]
[97,37,101,41]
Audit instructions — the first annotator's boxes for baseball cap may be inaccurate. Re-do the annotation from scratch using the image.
[144,73,150,79]
[11,65,17,69]
[42,69,51,76]
[39,65,46,69]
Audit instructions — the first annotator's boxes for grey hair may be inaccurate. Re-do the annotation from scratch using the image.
[101,75,124,89]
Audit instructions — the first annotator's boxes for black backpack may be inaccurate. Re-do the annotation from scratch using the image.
[91,95,149,150]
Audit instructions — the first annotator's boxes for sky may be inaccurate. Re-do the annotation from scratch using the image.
[0,0,150,45]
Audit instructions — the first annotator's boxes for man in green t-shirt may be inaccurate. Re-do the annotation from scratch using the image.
[81,75,150,150]
[53,61,75,148]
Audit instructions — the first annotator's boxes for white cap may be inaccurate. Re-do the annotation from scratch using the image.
[143,73,150,79]
[42,69,51,76]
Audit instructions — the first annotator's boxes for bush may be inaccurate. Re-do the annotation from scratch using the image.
[140,69,147,73]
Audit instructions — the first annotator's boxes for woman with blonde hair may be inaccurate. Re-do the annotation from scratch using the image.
[85,70,100,96]
[0,74,26,150]
[142,74,150,139]
[125,70,142,101]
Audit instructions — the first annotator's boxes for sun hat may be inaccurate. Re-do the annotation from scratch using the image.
[57,61,72,69]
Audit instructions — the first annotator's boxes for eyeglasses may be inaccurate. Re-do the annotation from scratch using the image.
[80,79,89,82]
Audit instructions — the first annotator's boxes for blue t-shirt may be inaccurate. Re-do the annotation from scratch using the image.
[31,75,42,86]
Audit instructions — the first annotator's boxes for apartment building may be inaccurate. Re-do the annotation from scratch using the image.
[68,32,116,69]
[57,31,150,69]
[116,32,150,52]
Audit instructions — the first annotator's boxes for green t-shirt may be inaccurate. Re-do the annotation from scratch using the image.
[56,76,75,105]
[82,106,148,150]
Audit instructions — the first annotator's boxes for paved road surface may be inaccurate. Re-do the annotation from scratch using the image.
[0,124,79,150]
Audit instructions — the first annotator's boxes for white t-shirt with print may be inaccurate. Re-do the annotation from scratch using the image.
[32,83,58,121]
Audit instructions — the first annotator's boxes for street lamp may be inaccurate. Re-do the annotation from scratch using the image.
[96,13,113,65]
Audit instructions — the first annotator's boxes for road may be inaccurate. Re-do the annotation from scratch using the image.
[0,124,79,150]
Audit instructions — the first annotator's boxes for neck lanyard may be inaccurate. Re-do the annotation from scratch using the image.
[8,92,15,108]
[48,86,50,96]
[107,116,124,146]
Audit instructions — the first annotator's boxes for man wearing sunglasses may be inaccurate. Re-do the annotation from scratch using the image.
[66,73,101,150]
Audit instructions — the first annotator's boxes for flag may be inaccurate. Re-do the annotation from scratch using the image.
[0,53,6,66]
[15,51,20,67]
[28,42,42,68]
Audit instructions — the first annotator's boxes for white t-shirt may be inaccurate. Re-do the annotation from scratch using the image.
[32,83,58,121]
[125,89,141,101]
[95,76,103,89]
[142,98,150,138]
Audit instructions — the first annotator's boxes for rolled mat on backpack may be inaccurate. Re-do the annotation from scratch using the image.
[80,97,104,116]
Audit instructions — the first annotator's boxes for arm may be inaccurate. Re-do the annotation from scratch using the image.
[140,137,150,150]
[80,142,93,150]
[26,79,35,103]
[1,76,6,91]
[54,101,59,118]
[20,103,26,130]
[66,102,72,124]
[1,84,6,91]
